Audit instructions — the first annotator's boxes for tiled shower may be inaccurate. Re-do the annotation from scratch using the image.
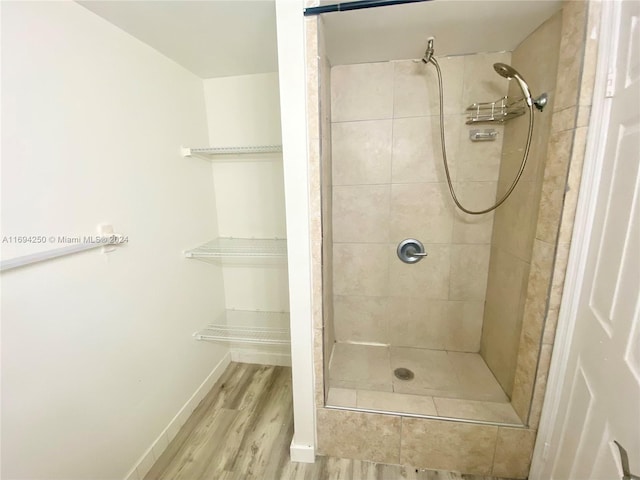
[306,0,599,475]
[324,23,563,421]
[327,53,519,416]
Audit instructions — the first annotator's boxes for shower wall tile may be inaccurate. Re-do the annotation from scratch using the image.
[451,182,497,244]
[462,52,511,109]
[527,343,553,430]
[332,120,392,185]
[387,297,450,349]
[333,295,389,344]
[333,185,390,243]
[511,10,563,95]
[492,427,537,478]
[388,244,450,299]
[390,183,452,244]
[554,0,588,111]
[447,301,484,352]
[492,179,540,262]
[388,298,483,352]
[331,62,394,122]
[333,243,389,296]
[391,116,459,184]
[400,418,498,475]
[535,128,574,246]
[332,50,509,353]
[481,247,530,395]
[393,56,465,117]
[448,351,510,402]
[449,244,491,301]
[317,408,401,464]
[457,123,504,182]
[551,106,578,133]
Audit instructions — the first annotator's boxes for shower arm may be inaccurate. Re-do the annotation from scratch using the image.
[430,57,535,215]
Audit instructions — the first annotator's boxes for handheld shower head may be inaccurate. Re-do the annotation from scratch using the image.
[493,62,533,107]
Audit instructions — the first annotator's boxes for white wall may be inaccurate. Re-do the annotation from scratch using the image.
[203,73,290,363]
[1,2,228,478]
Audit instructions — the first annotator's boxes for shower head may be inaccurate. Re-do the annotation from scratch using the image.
[493,62,534,107]
[493,62,519,79]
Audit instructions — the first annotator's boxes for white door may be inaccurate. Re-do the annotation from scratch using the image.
[531,1,640,479]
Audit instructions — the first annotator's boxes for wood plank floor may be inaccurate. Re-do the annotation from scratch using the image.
[145,363,515,480]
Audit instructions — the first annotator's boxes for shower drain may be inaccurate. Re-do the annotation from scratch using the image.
[394,367,414,381]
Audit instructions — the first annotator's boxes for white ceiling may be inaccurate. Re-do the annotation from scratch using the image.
[321,0,564,65]
[79,0,563,79]
[78,1,278,79]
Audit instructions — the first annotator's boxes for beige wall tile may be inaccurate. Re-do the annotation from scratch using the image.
[333,243,389,296]
[493,179,540,263]
[448,352,509,402]
[511,10,562,95]
[389,244,450,299]
[528,343,553,429]
[357,390,437,416]
[446,301,484,352]
[492,428,537,478]
[331,62,394,122]
[451,182,497,244]
[462,52,511,109]
[449,244,491,301]
[317,408,401,463]
[334,295,389,344]
[333,185,390,243]
[535,129,575,244]
[390,183,453,244]
[332,120,392,185]
[457,123,504,181]
[394,56,465,117]
[391,116,460,184]
[481,247,530,395]
[551,106,577,133]
[401,418,498,475]
[387,297,450,350]
[554,0,588,111]
[579,0,601,107]
[549,242,570,310]
[558,126,588,245]
[577,105,591,127]
[542,307,559,345]
[433,397,522,424]
[510,329,539,422]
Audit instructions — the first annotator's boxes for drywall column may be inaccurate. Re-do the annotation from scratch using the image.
[276,0,316,463]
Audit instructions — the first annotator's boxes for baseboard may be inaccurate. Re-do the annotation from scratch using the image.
[230,348,291,367]
[290,441,316,463]
[123,352,232,480]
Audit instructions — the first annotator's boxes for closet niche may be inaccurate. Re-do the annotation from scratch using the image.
[183,72,291,366]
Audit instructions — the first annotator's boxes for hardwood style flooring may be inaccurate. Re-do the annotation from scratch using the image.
[145,363,516,480]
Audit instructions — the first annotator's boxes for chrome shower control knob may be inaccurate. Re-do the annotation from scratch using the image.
[397,239,427,264]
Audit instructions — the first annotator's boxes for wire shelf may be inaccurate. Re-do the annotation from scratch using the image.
[181,145,282,159]
[185,238,287,259]
[465,96,526,124]
[194,310,290,345]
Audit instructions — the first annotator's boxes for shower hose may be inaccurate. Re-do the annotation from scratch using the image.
[429,57,535,215]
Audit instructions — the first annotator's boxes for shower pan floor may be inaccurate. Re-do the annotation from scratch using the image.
[327,343,523,425]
